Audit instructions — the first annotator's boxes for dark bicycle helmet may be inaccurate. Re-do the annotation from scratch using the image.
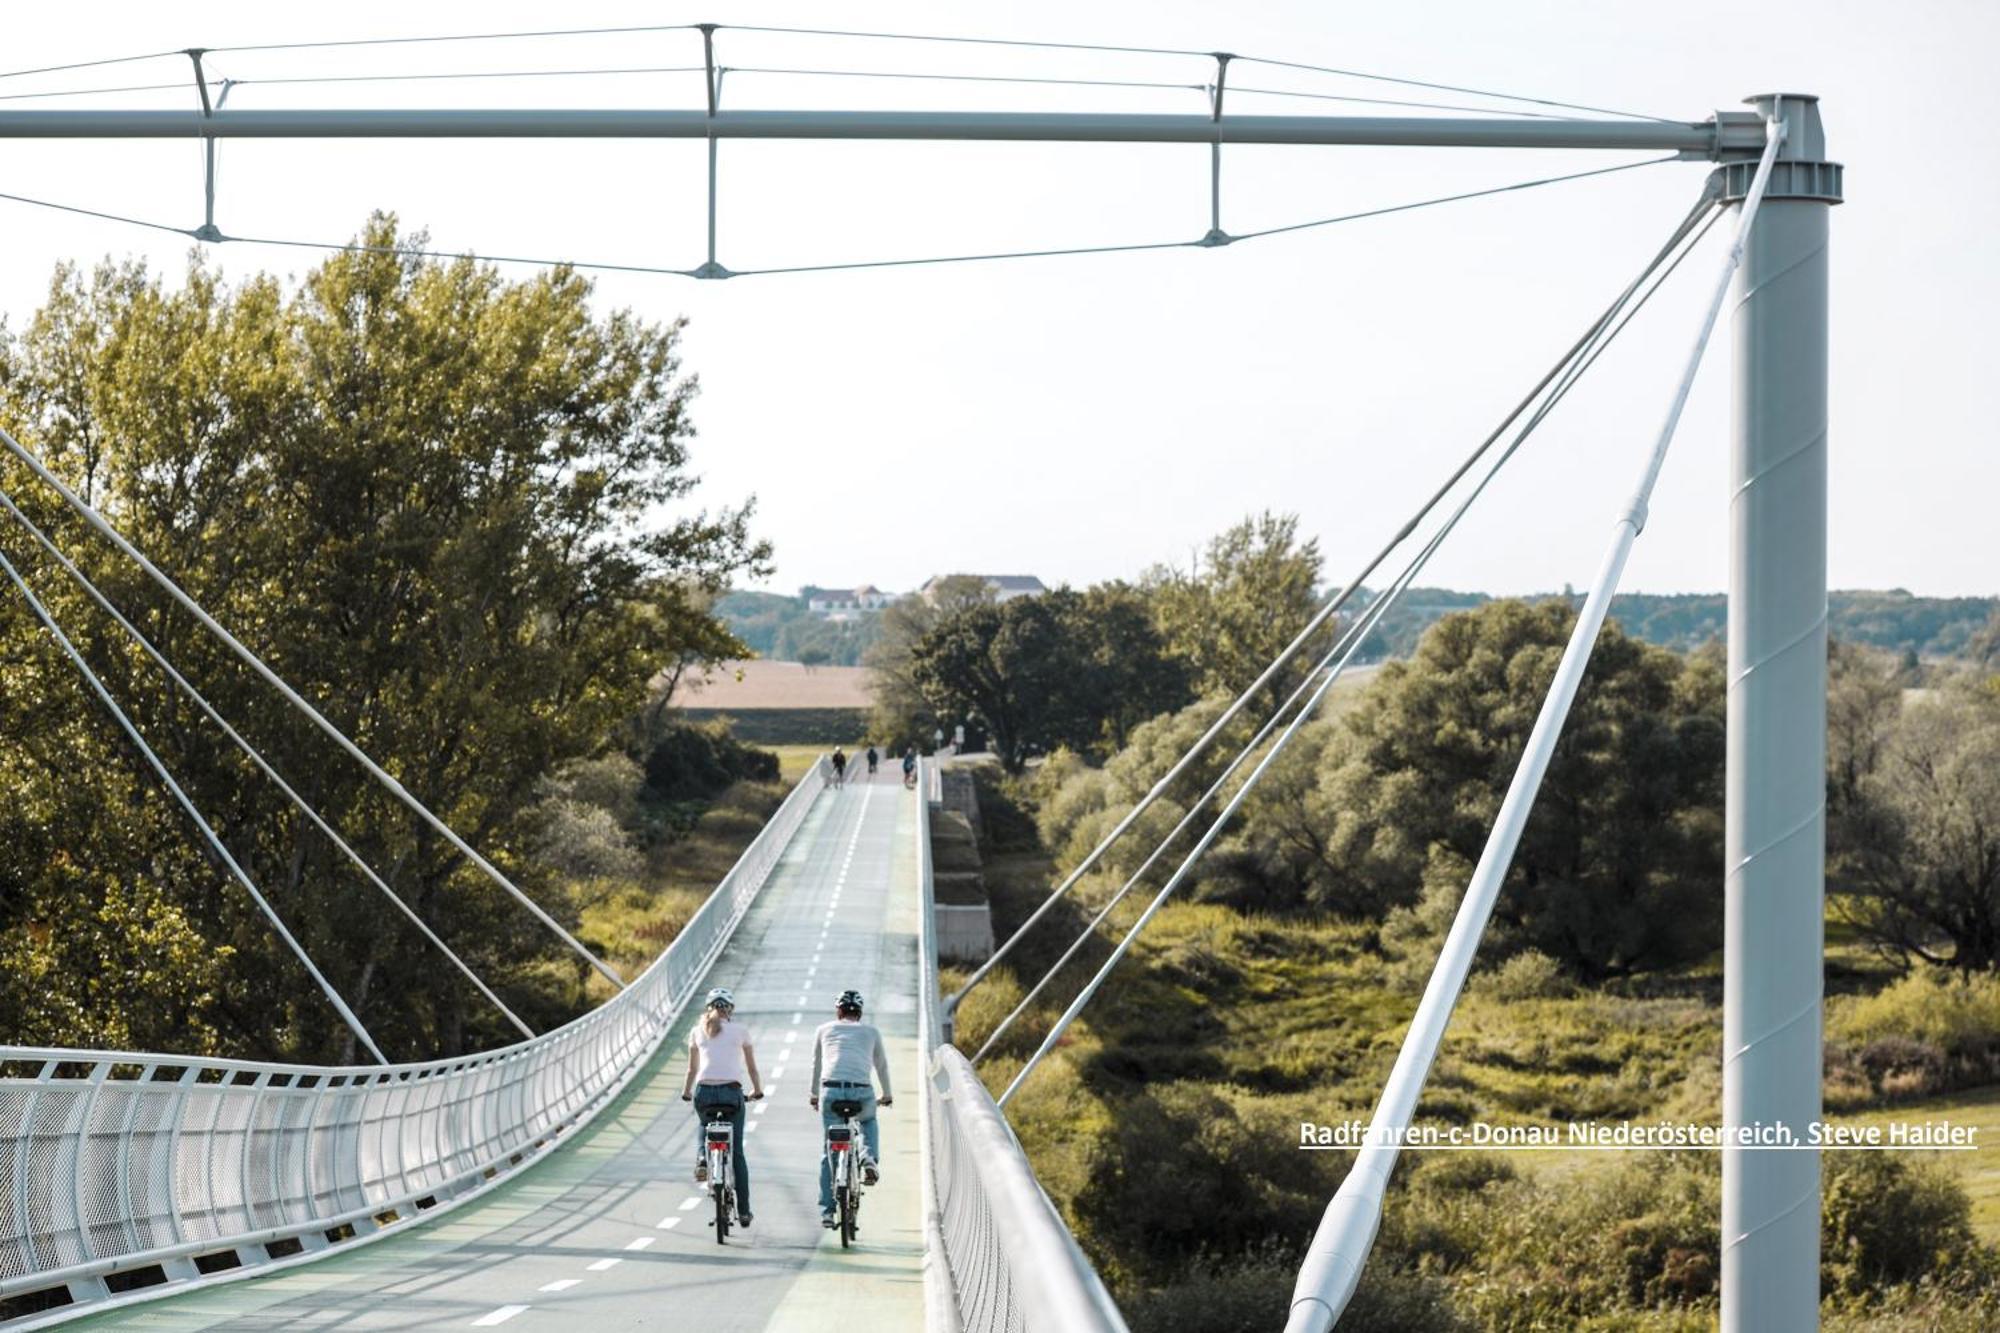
[835,988,865,1015]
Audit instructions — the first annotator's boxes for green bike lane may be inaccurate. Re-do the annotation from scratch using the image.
[67,770,926,1332]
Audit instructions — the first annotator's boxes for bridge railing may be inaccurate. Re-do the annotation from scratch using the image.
[916,758,1128,1333]
[0,756,834,1322]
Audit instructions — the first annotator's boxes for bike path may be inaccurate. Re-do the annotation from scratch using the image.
[68,770,926,1332]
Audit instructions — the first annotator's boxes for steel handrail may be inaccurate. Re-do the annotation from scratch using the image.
[0,756,832,1314]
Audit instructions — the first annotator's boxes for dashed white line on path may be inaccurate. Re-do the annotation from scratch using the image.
[785,1032,797,1043]
[624,1236,655,1251]
[656,1216,683,1229]
[748,1121,761,1134]
[587,1257,622,1272]
[678,1197,701,1211]
[472,1307,530,1326]
[539,1279,581,1292]
[791,1011,802,1023]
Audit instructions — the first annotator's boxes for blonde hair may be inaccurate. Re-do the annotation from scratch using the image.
[703,1003,727,1038]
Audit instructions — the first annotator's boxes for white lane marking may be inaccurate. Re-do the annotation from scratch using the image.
[678,1197,701,1211]
[624,1236,655,1251]
[797,994,808,1005]
[747,1121,760,1134]
[753,1101,769,1115]
[473,1308,530,1326]
[655,1216,682,1229]
[785,1031,797,1043]
[791,1011,802,1023]
[587,1257,622,1272]
[540,1278,581,1292]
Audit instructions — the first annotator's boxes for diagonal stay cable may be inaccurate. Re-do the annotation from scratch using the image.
[973,193,1722,1069]
[0,187,197,238]
[0,154,1677,283]
[725,23,1674,123]
[1230,53,1681,124]
[0,49,185,84]
[1228,154,1679,243]
[718,23,1207,60]
[1225,82,1576,120]
[0,534,388,1064]
[946,160,1711,1020]
[209,25,700,56]
[0,485,538,1042]
[1286,114,1788,1333]
[0,80,194,103]
[998,183,1730,1107]
[218,65,706,90]
[718,64,1207,96]
[0,423,627,990]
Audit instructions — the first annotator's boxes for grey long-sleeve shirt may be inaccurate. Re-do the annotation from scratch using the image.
[810,1018,891,1098]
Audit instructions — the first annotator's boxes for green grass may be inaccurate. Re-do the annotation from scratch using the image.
[764,744,829,782]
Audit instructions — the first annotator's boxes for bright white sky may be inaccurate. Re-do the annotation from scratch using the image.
[2,1,1993,598]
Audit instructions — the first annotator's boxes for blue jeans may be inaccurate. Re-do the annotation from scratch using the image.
[818,1086,879,1213]
[693,1083,750,1215]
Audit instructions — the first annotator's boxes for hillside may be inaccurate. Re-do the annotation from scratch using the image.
[715,589,883,665]
[1358,587,1999,661]
[725,585,1997,668]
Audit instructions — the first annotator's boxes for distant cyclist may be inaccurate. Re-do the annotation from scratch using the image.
[901,746,917,789]
[809,988,893,1229]
[831,745,848,786]
[681,987,763,1227]
[865,745,879,777]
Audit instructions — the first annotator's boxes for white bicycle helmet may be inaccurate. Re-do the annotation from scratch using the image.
[704,987,736,1011]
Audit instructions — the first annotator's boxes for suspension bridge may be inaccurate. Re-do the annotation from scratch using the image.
[0,19,1839,1332]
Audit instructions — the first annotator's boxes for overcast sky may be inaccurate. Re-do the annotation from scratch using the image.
[2,1,1993,599]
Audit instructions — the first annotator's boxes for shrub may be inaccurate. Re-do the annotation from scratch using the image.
[1822,1152,1978,1298]
[640,716,779,804]
[1825,967,2000,1100]
[534,800,644,882]
[1479,948,1575,1001]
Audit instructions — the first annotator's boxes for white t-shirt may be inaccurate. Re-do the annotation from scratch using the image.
[689,1018,753,1085]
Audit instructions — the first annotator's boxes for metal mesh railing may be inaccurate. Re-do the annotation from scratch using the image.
[0,756,832,1309]
[915,759,1127,1333]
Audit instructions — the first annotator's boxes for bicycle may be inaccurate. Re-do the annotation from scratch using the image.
[702,1105,738,1243]
[823,1097,870,1248]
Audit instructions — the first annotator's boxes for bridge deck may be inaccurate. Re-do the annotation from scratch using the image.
[68,771,925,1332]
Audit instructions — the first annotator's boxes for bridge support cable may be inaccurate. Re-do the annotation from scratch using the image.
[1285,112,1790,1333]
[0,535,390,1065]
[0,486,538,1042]
[969,198,1722,1071]
[946,179,1721,1032]
[0,424,626,990]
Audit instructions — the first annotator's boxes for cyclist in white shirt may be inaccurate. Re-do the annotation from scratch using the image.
[681,987,763,1226]
[809,988,893,1228]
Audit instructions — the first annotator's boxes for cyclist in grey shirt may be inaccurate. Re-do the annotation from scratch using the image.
[809,988,893,1227]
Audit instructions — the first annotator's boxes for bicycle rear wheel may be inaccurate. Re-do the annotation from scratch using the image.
[838,1186,856,1248]
[714,1182,730,1243]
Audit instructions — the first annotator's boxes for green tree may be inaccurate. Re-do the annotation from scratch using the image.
[0,217,765,1061]
[1836,683,2000,970]
[908,585,1195,773]
[1309,601,1725,978]
[1146,512,1328,697]
[910,591,1086,771]
[864,576,992,749]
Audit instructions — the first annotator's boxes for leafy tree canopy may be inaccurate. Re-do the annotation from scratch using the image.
[0,216,766,1061]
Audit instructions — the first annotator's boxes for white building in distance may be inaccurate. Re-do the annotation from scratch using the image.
[919,574,1048,605]
[804,584,895,619]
